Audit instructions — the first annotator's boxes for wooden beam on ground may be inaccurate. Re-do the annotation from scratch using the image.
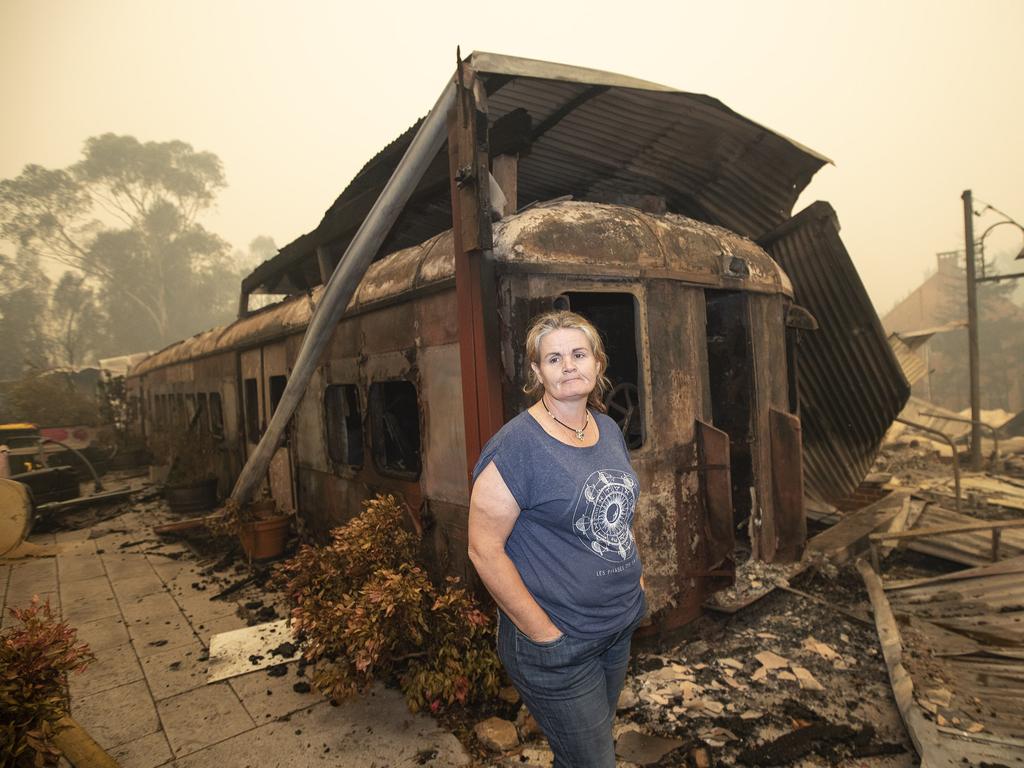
[153,514,219,534]
[870,518,1024,542]
[804,491,908,564]
[53,716,119,768]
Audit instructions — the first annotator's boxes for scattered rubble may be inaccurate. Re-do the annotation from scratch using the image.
[474,717,519,752]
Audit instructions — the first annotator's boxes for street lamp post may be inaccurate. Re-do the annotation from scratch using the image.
[962,191,982,470]
[961,189,1024,471]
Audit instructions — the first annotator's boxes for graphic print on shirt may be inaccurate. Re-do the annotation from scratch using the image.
[572,469,636,562]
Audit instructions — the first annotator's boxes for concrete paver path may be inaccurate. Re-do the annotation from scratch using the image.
[1,502,469,767]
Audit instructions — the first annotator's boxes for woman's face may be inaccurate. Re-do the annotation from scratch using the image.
[531,328,600,403]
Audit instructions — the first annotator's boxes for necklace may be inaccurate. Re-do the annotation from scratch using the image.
[542,396,589,441]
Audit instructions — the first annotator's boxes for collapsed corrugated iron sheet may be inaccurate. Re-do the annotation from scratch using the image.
[243,51,829,296]
[760,202,911,505]
[859,557,1024,766]
[887,333,928,387]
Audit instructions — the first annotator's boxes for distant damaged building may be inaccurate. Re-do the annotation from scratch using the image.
[126,53,908,630]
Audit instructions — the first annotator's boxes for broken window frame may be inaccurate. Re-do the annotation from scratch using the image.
[209,392,225,438]
[558,290,647,450]
[324,383,364,470]
[243,378,260,443]
[194,393,208,434]
[368,379,422,480]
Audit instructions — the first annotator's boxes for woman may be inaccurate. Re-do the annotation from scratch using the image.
[468,310,645,768]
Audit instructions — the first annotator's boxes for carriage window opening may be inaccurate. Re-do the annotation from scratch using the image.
[705,290,755,532]
[195,393,208,434]
[369,380,421,477]
[268,376,287,416]
[563,292,645,449]
[174,395,185,428]
[325,384,363,467]
[243,378,259,442]
[154,395,163,426]
[209,392,224,437]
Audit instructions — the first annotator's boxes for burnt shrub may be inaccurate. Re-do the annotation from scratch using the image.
[1,598,94,767]
[275,494,501,713]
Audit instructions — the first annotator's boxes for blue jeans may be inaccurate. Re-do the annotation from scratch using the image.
[497,605,644,768]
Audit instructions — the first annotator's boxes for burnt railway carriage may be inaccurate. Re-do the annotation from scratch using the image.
[127,53,908,630]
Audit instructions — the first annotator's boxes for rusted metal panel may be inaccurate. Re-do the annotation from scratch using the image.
[130,204,792,380]
[696,419,734,586]
[768,408,805,562]
[637,281,710,626]
[861,557,1024,765]
[418,343,469,507]
[745,292,793,562]
[449,66,520,484]
[760,202,910,505]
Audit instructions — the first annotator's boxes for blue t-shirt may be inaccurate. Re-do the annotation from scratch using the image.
[472,410,644,639]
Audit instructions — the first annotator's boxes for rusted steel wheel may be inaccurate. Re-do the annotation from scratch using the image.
[604,382,642,450]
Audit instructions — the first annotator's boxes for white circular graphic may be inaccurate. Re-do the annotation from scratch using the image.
[573,470,636,562]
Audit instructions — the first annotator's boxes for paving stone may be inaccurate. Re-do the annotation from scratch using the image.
[128,614,198,656]
[60,589,116,626]
[108,730,173,768]
[147,555,193,582]
[58,555,107,583]
[194,612,248,647]
[157,682,255,758]
[101,554,157,581]
[72,615,131,653]
[8,558,58,594]
[110,571,166,601]
[72,679,160,750]
[121,591,180,625]
[140,639,209,700]
[69,641,145,698]
[60,575,115,604]
[173,592,240,628]
[229,666,323,722]
[170,689,470,768]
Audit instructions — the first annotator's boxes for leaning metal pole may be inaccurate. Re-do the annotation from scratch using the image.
[229,79,457,506]
[962,189,983,471]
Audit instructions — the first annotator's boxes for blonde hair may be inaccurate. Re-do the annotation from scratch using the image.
[523,310,611,413]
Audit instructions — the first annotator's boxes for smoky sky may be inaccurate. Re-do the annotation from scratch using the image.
[2,0,1022,315]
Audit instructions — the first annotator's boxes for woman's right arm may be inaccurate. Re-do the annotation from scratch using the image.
[468,461,563,642]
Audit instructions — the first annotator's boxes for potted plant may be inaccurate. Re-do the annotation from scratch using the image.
[159,429,219,514]
[208,496,292,561]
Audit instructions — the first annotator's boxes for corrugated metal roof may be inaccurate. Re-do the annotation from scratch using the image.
[761,202,911,505]
[887,333,928,386]
[243,51,829,295]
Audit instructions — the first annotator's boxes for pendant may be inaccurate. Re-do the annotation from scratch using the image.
[575,428,585,441]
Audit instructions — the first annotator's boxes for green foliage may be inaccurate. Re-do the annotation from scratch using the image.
[275,495,501,714]
[0,597,94,767]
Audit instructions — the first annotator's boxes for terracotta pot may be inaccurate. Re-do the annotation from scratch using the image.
[238,515,291,560]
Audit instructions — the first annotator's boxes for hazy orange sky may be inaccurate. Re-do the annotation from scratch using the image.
[2,0,1022,315]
